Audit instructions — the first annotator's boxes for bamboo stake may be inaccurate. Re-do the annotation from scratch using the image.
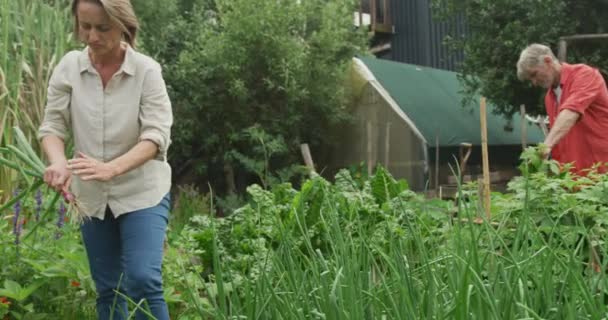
[480,97,491,219]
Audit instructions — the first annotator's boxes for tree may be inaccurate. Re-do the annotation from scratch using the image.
[431,0,608,118]
[134,0,368,193]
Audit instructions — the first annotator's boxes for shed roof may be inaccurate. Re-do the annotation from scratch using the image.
[358,57,544,147]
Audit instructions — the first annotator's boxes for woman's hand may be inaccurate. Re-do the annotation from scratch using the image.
[68,152,118,182]
[44,160,72,192]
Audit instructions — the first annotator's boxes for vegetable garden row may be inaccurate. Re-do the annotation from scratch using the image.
[2,144,608,318]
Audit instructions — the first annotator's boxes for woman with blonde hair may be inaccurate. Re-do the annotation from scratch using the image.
[38,0,173,318]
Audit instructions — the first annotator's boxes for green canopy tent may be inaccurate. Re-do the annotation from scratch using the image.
[327,57,544,191]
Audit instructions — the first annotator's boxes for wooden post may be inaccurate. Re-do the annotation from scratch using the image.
[223,163,236,195]
[300,144,316,173]
[520,104,527,150]
[384,122,391,168]
[558,39,568,62]
[358,1,363,29]
[370,0,376,31]
[480,97,491,219]
[557,34,608,64]
[367,121,373,176]
[434,131,439,192]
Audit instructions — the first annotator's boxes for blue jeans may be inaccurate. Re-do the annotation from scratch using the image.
[81,194,170,320]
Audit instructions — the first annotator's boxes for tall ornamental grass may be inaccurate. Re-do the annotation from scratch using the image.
[0,0,73,200]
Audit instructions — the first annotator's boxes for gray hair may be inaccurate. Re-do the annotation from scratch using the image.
[516,43,558,80]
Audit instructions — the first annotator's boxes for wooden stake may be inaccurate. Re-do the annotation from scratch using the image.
[367,121,373,176]
[459,142,472,182]
[560,33,608,41]
[558,39,568,62]
[480,97,491,219]
[520,104,527,150]
[300,144,316,174]
[384,122,391,169]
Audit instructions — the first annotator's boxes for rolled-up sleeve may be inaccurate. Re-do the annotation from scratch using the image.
[38,56,72,141]
[139,62,173,161]
[559,67,603,117]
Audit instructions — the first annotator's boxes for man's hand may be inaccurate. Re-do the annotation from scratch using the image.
[538,143,552,159]
[68,152,118,182]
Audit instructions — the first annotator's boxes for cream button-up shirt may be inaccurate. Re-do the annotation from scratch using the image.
[38,45,173,219]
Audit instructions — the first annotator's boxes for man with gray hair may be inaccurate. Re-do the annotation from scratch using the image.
[517,43,608,175]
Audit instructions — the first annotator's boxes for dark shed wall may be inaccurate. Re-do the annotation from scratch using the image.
[387,0,466,71]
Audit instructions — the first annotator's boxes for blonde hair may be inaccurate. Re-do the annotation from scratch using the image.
[71,0,139,48]
[516,43,558,80]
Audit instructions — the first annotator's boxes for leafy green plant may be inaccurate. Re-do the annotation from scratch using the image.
[518,144,564,177]
[0,280,44,305]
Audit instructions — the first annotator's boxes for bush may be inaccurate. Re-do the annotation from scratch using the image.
[134,0,368,193]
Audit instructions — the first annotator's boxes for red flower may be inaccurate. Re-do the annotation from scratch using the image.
[70,280,81,287]
[0,296,10,305]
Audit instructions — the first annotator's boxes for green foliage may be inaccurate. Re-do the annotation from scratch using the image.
[172,160,608,318]
[6,159,608,317]
[518,143,566,177]
[227,125,308,189]
[181,166,446,291]
[369,165,409,206]
[0,279,44,305]
[431,0,608,118]
[134,0,368,191]
[0,191,96,318]
[169,184,212,237]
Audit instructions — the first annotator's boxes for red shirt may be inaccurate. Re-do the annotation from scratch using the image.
[546,63,608,174]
